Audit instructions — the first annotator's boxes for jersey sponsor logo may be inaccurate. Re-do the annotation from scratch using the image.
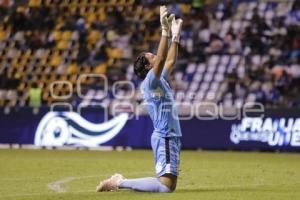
[34,112,128,147]
[230,117,300,147]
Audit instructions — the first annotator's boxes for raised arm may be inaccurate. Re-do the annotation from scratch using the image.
[153,6,174,78]
[164,18,183,77]
[164,41,178,77]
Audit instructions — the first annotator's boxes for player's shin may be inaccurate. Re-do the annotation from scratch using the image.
[119,177,171,193]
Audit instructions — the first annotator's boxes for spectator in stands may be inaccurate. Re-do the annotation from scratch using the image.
[76,18,87,45]
[191,0,203,12]
[290,63,300,92]
[285,1,300,26]
[26,31,43,50]
[219,0,234,20]
[289,34,300,62]
[0,67,7,106]
[29,82,42,108]
[10,7,27,33]
[36,6,56,31]
[224,68,238,101]
[89,44,108,67]
[223,31,241,54]
[0,68,8,89]
[5,68,20,90]
[91,14,108,30]
[0,0,13,19]
[274,69,291,95]
[77,44,89,65]
[27,8,44,30]
[45,32,56,48]
[205,34,223,54]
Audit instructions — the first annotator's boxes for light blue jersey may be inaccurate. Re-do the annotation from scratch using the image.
[141,69,182,138]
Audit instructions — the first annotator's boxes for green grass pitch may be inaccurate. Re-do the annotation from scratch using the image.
[0,149,300,200]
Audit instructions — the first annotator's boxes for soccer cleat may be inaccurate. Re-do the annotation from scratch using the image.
[96,173,124,192]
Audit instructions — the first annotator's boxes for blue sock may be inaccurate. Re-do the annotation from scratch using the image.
[119,177,170,193]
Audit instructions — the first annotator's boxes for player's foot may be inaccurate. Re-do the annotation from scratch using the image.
[96,173,124,192]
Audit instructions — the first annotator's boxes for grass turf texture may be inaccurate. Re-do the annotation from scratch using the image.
[0,149,299,200]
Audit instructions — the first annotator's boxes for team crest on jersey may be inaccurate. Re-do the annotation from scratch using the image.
[151,87,164,98]
[34,112,128,147]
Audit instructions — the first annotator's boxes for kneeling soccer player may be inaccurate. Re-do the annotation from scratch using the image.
[96,6,183,193]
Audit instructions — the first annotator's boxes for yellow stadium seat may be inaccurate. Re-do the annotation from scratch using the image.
[62,31,72,41]
[93,63,107,74]
[67,63,78,74]
[56,40,69,50]
[20,58,28,65]
[107,48,122,59]
[108,0,117,5]
[180,4,191,14]
[50,74,57,82]
[98,8,107,21]
[60,75,67,81]
[24,50,32,57]
[88,30,100,44]
[17,6,25,13]
[70,75,77,84]
[42,0,48,5]
[0,30,7,41]
[87,13,97,24]
[70,50,79,59]
[79,7,87,17]
[11,57,18,66]
[53,31,62,41]
[28,0,41,7]
[127,0,134,4]
[107,58,115,66]
[50,55,62,66]
[40,57,48,65]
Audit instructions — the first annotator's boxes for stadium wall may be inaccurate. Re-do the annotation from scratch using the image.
[0,108,299,151]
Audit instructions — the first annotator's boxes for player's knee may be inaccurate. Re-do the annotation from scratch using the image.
[159,174,177,192]
[160,181,176,192]
[169,181,177,192]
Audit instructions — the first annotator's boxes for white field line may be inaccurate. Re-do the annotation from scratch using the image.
[47,177,76,193]
[47,171,154,193]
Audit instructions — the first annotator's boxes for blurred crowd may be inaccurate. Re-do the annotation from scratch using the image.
[0,0,300,109]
